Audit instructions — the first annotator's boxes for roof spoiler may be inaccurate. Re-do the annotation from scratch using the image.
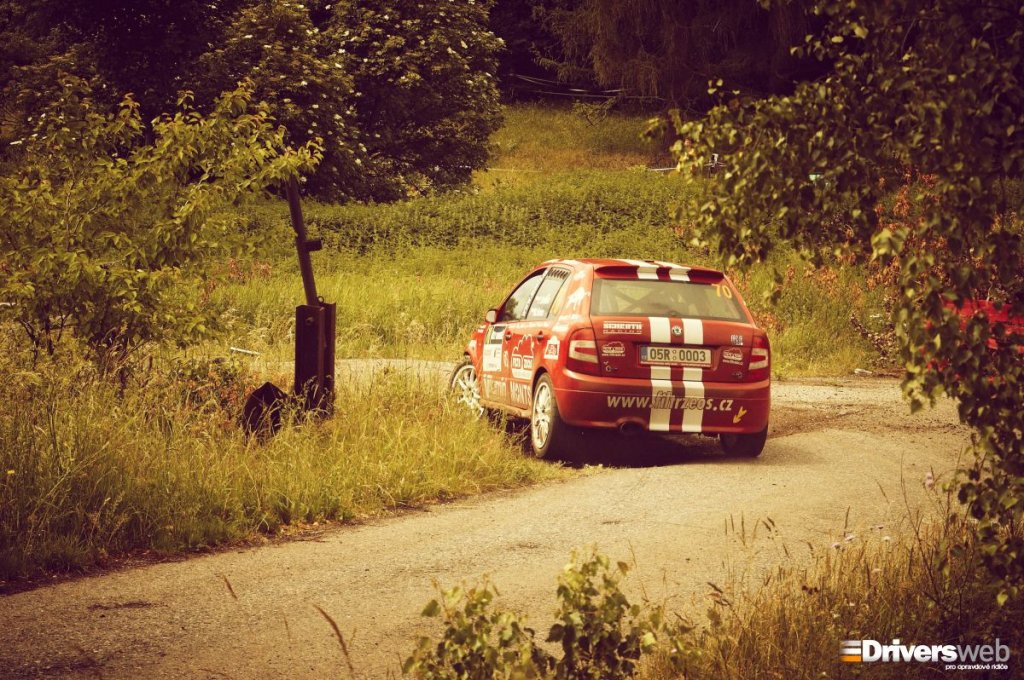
[595,262,724,282]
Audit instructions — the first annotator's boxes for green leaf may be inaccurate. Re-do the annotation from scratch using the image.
[421,599,440,617]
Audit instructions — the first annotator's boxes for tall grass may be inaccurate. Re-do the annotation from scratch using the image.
[0,344,559,580]
[222,172,883,373]
[640,496,1024,679]
[483,103,662,177]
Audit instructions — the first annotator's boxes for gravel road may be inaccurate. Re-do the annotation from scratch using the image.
[0,368,968,679]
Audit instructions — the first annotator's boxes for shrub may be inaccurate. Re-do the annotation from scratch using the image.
[195,0,367,202]
[404,548,677,679]
[328,0,504,200]
[0,77,319,362]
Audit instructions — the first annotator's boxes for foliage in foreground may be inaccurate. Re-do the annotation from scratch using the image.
[404,549,680,679]
[0,77,319,362]
[673,0,1023,598]
[643,508,1024,679]
[403,508,1023,679]
[0,340,556,581]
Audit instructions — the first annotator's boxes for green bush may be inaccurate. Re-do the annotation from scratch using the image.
[195,0,365,201]
[0,77,318,361]
[672,0,1024,600]
[327,0,504,200]
[404,549,680,679]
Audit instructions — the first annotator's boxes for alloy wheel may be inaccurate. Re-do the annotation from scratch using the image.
[531,381,553,451]
[452,364,484,418]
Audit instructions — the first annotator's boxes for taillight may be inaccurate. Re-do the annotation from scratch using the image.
[748,334,770,380]
[566,328,602,375]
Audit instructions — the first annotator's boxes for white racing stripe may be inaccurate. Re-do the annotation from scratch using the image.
[649,317,672,431]
[681,319,706,433]
[653,261,691,281]
[682,318,703,344]
[625,259,660,280]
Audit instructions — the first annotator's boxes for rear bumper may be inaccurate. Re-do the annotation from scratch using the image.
[553,369,769,435]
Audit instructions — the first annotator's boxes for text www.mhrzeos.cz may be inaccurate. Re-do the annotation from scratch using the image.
[842,639,1011,672]
[606,396,734,411]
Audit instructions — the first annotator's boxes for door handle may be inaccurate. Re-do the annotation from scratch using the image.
[536,331,546,340]
[504,330,513,340]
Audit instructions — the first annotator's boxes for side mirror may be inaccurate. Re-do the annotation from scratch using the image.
[485,309,497,324]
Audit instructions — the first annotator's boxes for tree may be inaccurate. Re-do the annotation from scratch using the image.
[670,0,1023,599]
[328,0,504,200]
[540,0,825,111]
[33,0,242,116]
[195,0,366,201]
[0,77,320,363]
[2,0,504,201]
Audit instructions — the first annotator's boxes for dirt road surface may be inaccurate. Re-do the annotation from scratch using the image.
[0,374,967,679]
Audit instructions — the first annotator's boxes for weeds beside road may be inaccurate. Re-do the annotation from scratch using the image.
[0,351,559,581]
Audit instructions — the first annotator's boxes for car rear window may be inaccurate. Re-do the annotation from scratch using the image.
[591,278,748,322]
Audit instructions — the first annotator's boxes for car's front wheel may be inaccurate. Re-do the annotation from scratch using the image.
[449,359,484,419]
[720,426,768,458]
[530,374,576,458]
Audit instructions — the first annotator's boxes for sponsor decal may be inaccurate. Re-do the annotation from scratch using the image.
[482,325,505,373]
[671,326,683,336]
[602,341,625,357]
[603,321,643,335]
[732,406,748,424]
[544,338,560,359]
[608,395,734,412]
[510,335,536,380]
[731,333,744,346]
[841,638,1010,671]
[722,347,744,365]
[482,376,507,400]
[564,287,589,313]
[509,381,531,405]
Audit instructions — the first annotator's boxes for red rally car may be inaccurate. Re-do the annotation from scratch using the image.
[449,259,771,459]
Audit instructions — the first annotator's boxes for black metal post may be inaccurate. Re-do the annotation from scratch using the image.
[287,177,320,307]
[243,176,336,435]
[285,177,335,414]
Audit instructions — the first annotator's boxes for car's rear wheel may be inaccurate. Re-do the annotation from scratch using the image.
[530,374,576,458]
[720,426,768,458]
[449,359,484,419]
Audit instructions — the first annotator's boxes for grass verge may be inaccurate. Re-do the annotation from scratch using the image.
[399,495,1023,678]
[0,345,560,581]
[640,503,1023,678]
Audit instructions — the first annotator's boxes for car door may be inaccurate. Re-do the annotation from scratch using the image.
[503,267,572,410]
[478,269,547,407]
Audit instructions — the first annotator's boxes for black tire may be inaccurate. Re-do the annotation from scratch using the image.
[720,426,768,458]
[529,373,577,458]
[448,359,484,419]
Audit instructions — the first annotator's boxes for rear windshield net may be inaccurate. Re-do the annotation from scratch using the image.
[591,278,747,322]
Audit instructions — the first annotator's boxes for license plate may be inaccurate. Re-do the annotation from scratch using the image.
[639,345,711,367]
